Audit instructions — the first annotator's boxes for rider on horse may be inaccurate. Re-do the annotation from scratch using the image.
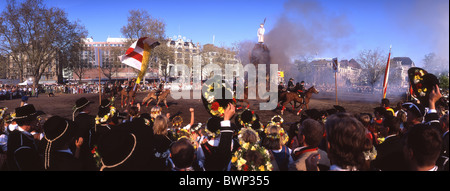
[287,78,295,92]
[126,78,136,94]
[156,80,165,96]
[295,81,306,104]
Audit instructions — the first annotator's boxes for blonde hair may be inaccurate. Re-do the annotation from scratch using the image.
[153,115,168,135]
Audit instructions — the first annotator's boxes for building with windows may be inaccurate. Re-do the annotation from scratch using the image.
[390,57,415,87]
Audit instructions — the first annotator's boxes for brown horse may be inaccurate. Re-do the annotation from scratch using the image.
[279,86,319,115]
[120,84,139,107]
[142,89,171,108]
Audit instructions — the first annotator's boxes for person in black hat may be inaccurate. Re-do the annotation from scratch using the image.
[235,109,263,135]
[373,107,387,125]
[295,81,306,104]
[287,78,295,92]
[39,116,82,170]
[200,103,236,171]
[6,104,44,170]
[402,102,426,133]
[91,99,118,149]
[97,127,139,171]
[73,97,97,170]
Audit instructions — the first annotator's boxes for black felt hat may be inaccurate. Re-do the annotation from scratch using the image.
[402,102,426,118]
[304,109,322,121]
[97,127,137,171]
[98,98,113,117]
[333,105,346,113]
[74,97,93,111]
[41,116,77,169]
[12,104,45,122]
[374,107,387,116]
[206,117,222,137]
[42,116,77,149]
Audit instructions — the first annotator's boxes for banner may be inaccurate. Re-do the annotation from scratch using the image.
[119,37,160,84]
[332,57,338,73]
[382,45,392,99]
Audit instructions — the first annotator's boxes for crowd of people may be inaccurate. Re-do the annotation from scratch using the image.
[0,77,448,171]
[0,81,165,101]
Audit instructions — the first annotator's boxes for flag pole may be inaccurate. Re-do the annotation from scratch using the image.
[96,48,102,104]
[335,72,338,105]
[382,45,392,99]
[332,58,338,105]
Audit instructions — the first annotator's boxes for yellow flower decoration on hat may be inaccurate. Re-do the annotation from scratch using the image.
[95,106,116,125]
[231,142,272,171]
[265,124,289,145]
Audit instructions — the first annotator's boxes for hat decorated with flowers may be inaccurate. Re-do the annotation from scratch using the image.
[231,142,273,171]
[201,77,236,118]
[95,98,117,125]
[236,109,264,132]
[150,106,162,119]
[172,115,183,128]
[205,117,222,138]
[270,115,284,126]
[408,67,440,107]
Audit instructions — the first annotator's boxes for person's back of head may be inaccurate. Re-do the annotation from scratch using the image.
[262,124,283,150]
[300,119,324,148]
[358,113,372,128]
[382,115,401,136]
[170,138,195,169]
[404,124,442,171]
[239,128,259,145]
[325,113,367,170]
[153,115,168,135]
[381,98,390,107]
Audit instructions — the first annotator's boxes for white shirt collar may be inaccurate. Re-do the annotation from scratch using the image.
[18,126,32,136]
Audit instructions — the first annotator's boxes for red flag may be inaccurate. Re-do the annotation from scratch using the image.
[119,37,159,70]
[119,37,160,84]
[382,45,392,99]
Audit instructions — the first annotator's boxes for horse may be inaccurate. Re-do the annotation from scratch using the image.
[279,86,319,115]
[142,89,171,108]
[120,84,139,108]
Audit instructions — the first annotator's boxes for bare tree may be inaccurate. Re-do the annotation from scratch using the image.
[0,0,87,86]
[423,52,449,75]
[152,40,174,80]
[357,49,387,89]
[121,9,165,42]
[66,42,92,84]
[101,47,123,82]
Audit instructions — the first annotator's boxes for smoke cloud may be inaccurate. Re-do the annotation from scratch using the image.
[386,0,449,73]
[265,0,354,65]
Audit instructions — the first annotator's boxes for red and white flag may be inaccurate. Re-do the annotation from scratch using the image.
[119,37,159,70]
[382,45,392,99]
